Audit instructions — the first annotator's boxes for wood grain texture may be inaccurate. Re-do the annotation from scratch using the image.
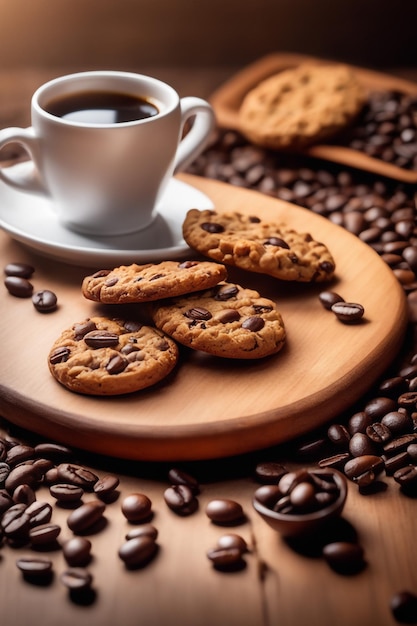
[210,53,417,183]
[0,419,416,626]
[0,175,407,461]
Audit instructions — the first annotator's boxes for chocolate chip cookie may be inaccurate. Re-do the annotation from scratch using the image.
[82,260,228,304]
[182,209,335,282]
[239,63,366,151]
[48,317,179,395]
[151,282,286,359]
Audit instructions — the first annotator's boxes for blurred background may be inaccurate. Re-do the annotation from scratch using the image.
[1,0,416,70]
[0,0,417,126]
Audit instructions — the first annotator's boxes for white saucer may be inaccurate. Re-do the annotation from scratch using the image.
[0,163,213,267]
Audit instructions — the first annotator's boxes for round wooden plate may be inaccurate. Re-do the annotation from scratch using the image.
[0,174,408,461]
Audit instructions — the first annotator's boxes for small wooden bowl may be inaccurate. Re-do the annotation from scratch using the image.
[252,469,348,538]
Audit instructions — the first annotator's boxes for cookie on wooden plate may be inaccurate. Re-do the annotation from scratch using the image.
[182,209,335,282]
[82,260,228,304]
[151,282,286,359]
[239,63,366,151]
[48,317,179,395]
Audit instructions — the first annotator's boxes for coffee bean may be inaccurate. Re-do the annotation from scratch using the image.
[63,537,92,566]
[5,464,38,492]
[348,411,373,435]
[168,468,200,494]
[49,483,84,503]
[83,330,119,349]
[0,488,13,514]
[93,474,120,499]
[322,541,365,574]
[6,444,35,467]
[216,533,248,553]
[349,432,379,457]
[106,354,128,375]
[118,536,157,568]
[327,424,351,447]
[29,523,61,546]
[343,455,385,486]
[25,501,53,527]
[4,262,35,278]
[206,546,244,570]
[13,484,36,505]
[0,462,10,487]
[254,462,288,484]
[383,451,410,476]
[390,590,417,623]
[393,465,417,490]
[60,568,93,591]
[4,276,33,298]
[121,493,152,523]
[318,453,351,470]
[1,504,30,540]
[163,485,198,516]
[205,499,244,525]
[253,484,282,507]
[319,291,345,310]
[397,392,417,410]
[381,411,413,435]
[16,557,53,578]
[57,464,98,490]
[125,523,158,542]
[67,501,106,534]
[32,290,58,313]
[384,434,417,456]
[73,320,97,340]
[365,422,392,444]
[364,397,397,420]
[34,442,73,461]
[407,444,417,462]
[242,316,265,331]
[331,301,365,323]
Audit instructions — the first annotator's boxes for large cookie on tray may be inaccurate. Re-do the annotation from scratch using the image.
[238,63,366,151]
[182,209,335,282]
[151,282,286,359]
[82,260,227,303]
[48,317,179,396]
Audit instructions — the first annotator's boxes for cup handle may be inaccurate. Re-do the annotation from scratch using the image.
[174,97,216,174]
[0,126,47,194]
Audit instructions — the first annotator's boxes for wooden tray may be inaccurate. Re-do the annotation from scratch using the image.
[210,52,417,183]
[0,174,408,461]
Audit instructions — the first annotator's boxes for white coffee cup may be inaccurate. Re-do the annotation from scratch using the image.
[0,71,215,236]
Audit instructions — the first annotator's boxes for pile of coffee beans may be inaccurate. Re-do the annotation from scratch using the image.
[254,468,342,516]
[338,90,417,171]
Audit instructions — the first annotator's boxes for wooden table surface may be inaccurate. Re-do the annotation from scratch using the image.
[1,64,417,626]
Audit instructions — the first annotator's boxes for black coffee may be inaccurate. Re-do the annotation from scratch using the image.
[45,91,159,124]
